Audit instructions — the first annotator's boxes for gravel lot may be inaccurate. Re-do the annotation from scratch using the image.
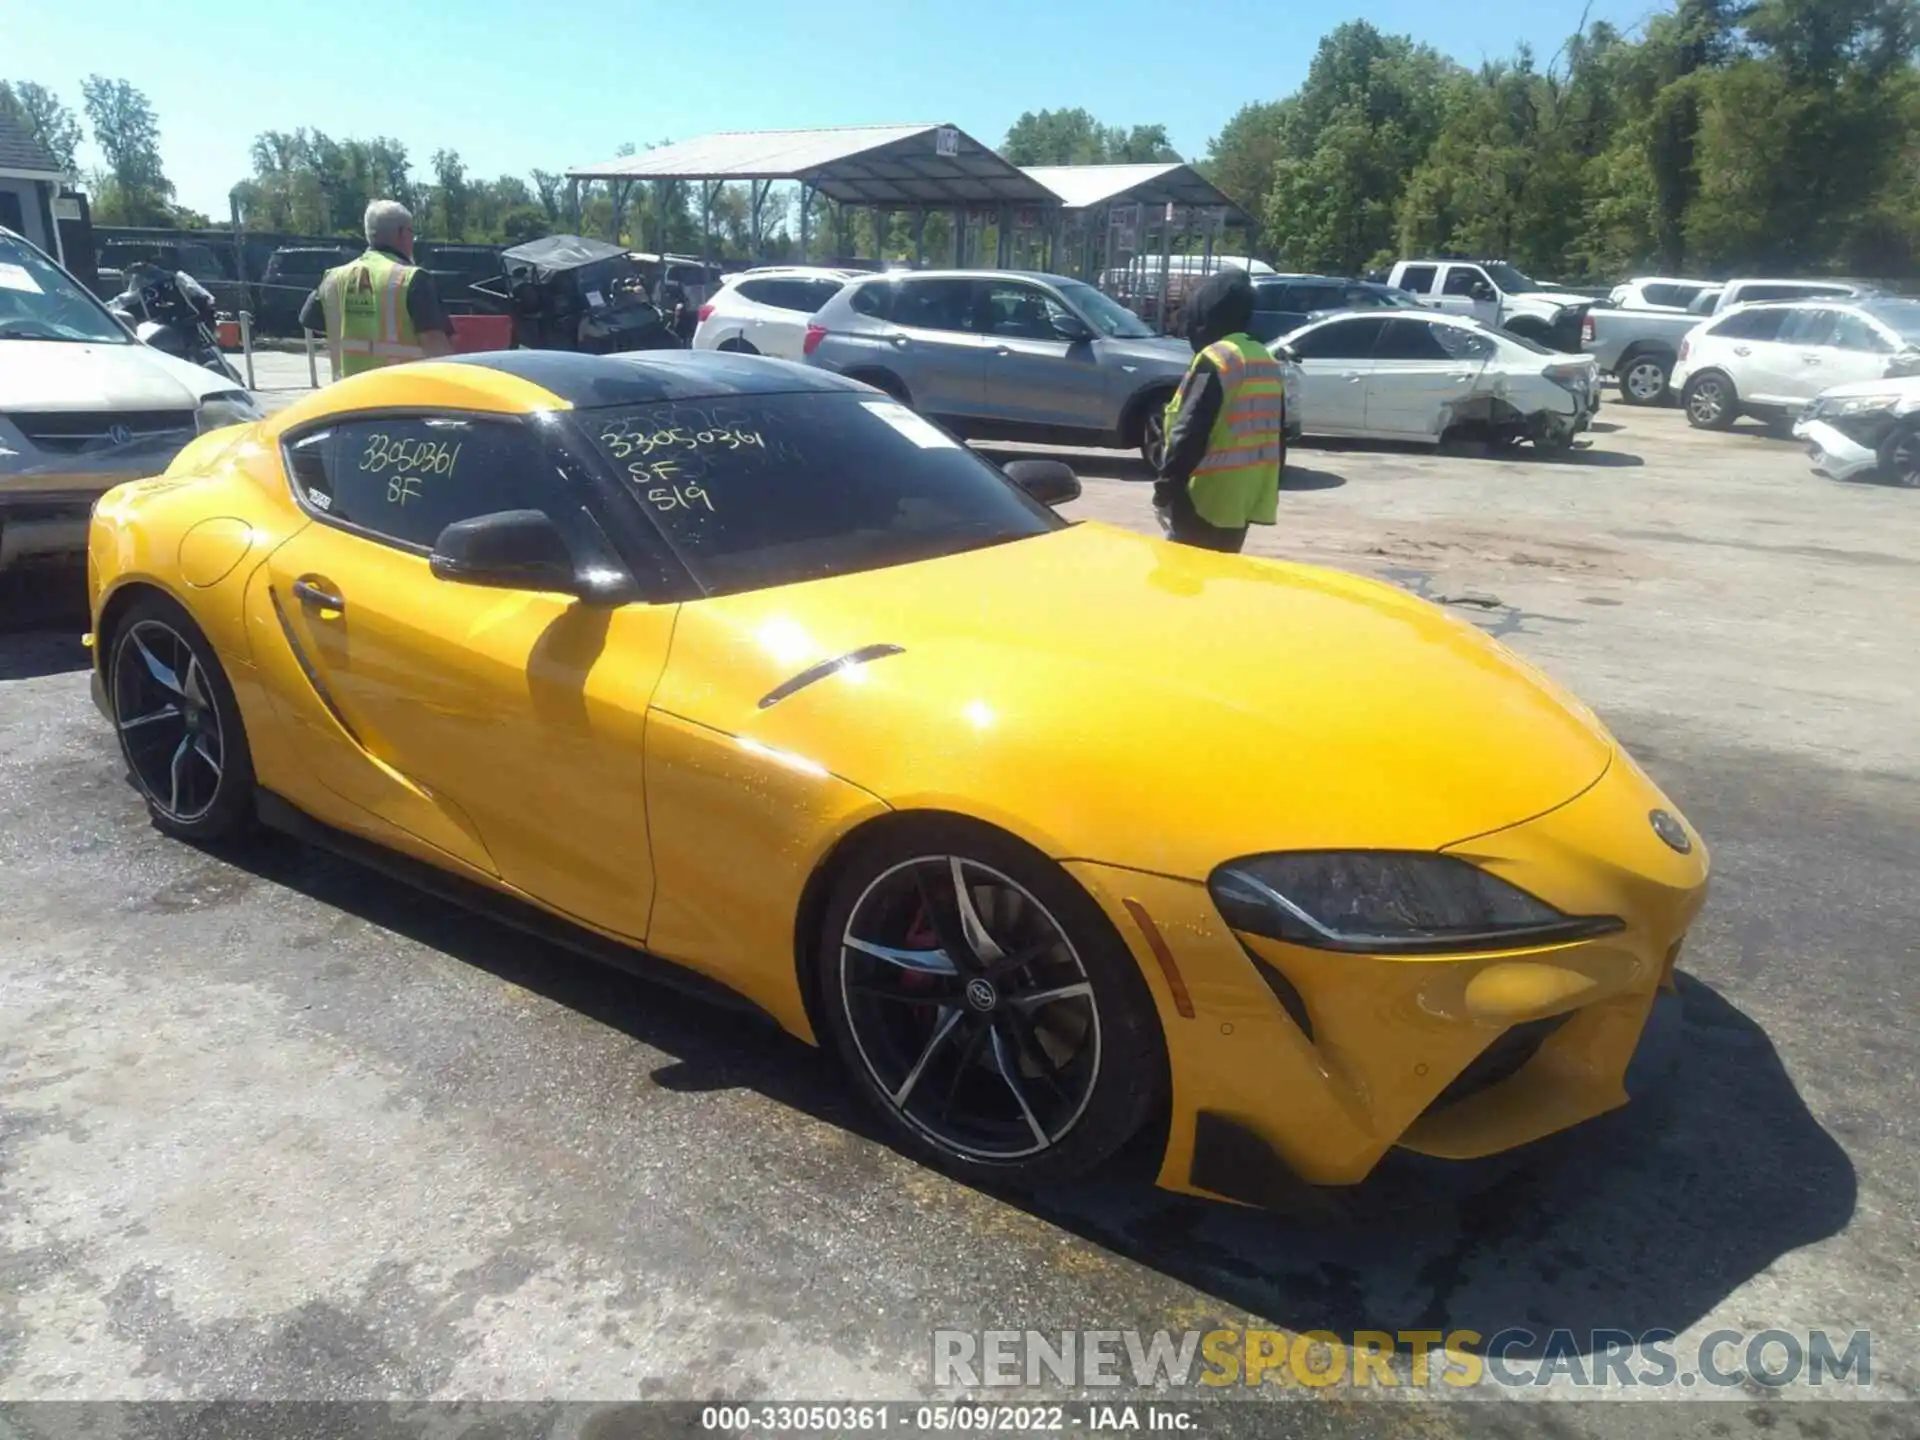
[1,364,1915,1434]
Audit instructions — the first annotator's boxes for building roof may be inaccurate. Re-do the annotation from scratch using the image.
[1019,163,1251,226]
[569,124,1058,207]
[0,107,64,178]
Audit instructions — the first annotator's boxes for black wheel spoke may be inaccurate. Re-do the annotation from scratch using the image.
[842,852,1100,1161]
[115,620,225,824]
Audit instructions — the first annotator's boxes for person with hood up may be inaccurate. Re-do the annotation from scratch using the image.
[1152,267,1287,553]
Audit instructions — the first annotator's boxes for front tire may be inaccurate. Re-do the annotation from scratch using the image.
[107,593,256,841]
[817,818,1166,1189]
[1137,391,1174,469]
[1616,352,1672,407]
[1877,420,1920,486]
[1682,371,1738,430]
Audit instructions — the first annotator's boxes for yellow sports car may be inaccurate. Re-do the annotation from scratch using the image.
[85,351,1708,1204]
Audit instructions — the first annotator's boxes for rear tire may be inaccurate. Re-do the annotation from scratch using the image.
[717,337,759,355]
[1616,351,1673,407]
[106,593,256,842]
[847,370,912,406]
[1682,371,1738,430]
[816,817,1167,1190]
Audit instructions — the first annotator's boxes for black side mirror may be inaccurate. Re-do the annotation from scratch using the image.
[1050,311,1095,343]
[1471,283,1496,302]
[430,510,582,593]
[1887,348,1920,378]
[1002,458,1081,507]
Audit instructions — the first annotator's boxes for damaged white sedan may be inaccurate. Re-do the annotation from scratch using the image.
[1794,375,1920,487]
[1276,310,1600,454]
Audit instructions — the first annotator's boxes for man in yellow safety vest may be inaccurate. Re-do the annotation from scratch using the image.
[300,200,454,380]
[1152,267,1286,553]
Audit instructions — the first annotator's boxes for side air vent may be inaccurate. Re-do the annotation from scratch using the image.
[758,644,905,709]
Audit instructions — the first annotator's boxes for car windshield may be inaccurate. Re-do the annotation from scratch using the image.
[1483,262,1539,294]
[0,235,129,344]
[583,390,1062,596]
[1862,299,1920,345]
[1054,279,1155,338]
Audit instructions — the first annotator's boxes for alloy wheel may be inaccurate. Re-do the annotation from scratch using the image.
[1141,408,1166,466]
[1688,379,1727,426]
[838,855,1100,1160]
[112,620,225,824]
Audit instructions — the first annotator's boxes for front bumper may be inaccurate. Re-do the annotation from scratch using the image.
[0,490,96,570]
[1071,750,1709,1201]
[1793,416,1883,481]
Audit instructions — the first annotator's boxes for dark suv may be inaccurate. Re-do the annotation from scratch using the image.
[1249,276,1421,345]
[258,245,359,334]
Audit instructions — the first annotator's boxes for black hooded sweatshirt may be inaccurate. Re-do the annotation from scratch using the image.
[1153,268,1257,505]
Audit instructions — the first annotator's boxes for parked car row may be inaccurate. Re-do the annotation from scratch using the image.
[1582,278,1880,404]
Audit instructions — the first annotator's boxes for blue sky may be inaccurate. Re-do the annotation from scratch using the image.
[9,0,1663,219]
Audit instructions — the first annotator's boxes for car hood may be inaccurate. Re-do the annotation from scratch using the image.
[1813,373,1920,402]
[651,522,1616,879]
[0,339,233,411]
[1510,290,1586,312]
[1099,335,1195,372]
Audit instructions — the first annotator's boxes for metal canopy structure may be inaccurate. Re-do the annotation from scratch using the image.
[567,124,1062,271]
[570,124,1056,207]
[1018,163,1252,228]
[1017,163,1258,328]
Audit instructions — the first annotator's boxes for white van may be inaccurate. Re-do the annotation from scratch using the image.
[0,226,261,572]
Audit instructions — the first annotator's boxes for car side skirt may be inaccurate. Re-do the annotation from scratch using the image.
[252,789,779,1024]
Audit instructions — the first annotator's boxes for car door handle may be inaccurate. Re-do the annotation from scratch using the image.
[1345,373,1365,383]
[1804,355,1822,364]
[291,577,344,612]
[1733,346,1752,356]
[885,333,910,347]
[993,346,1013,357]
[1450,372,1475,382]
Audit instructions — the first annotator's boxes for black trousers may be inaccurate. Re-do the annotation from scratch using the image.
[1156,485,1249,553]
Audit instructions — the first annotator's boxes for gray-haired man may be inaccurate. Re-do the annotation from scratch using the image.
[299,200,454,379]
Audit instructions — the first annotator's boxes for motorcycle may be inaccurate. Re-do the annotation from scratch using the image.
[107,263,244,383]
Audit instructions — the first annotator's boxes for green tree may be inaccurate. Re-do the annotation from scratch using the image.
[1200,101,1287,229]
[81,76,173,224]
[1000,108,1180,165]
[1,81,84,171]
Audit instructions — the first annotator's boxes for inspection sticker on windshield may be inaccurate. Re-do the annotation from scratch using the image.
[0,263,43,295]
[861,400,956,449]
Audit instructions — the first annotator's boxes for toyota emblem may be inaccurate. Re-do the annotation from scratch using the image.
[1649,809,1692,854]
[108,424,134,447]
[964,978,999,1013]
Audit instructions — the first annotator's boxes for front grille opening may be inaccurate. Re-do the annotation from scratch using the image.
[1425,1013,1571,1114]
[10,410,196,454]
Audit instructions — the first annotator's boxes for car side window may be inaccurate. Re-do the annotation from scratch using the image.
[1434,326,1498,362]
[286,415,551,552]
[1642,284,1681,307]
[1290,316,1390,360]
[1779,309,1838,347]
[848,281,893,319]
[1442,267,1489,297]
[979,282,1066,339]
[892,278,975,332]
[1832,314,1894,353]
[1396,265,1437,295]
[1712,308,1790,342]
[1373,318,1453,361]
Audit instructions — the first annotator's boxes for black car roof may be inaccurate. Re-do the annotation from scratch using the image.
[451,349,871,407]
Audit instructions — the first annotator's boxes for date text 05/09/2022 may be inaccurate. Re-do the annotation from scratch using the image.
[698,1403,1199,1433]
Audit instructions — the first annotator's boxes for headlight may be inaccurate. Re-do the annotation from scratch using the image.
[1821,393,1900,418]
[1208,851,1623,955]
[196,391,264,434]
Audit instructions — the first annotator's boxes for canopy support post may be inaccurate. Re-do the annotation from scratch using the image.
[568,176,580,233]
[913,208,926,267]
[798,183,811,264]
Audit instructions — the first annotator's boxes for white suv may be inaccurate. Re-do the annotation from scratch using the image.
[692,267,861,361]
[1671,298,1920,431]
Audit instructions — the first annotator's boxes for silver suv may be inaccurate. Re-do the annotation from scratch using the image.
[802,269,1301,462]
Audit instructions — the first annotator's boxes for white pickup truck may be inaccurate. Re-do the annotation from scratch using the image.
[1385,259,1594,353]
